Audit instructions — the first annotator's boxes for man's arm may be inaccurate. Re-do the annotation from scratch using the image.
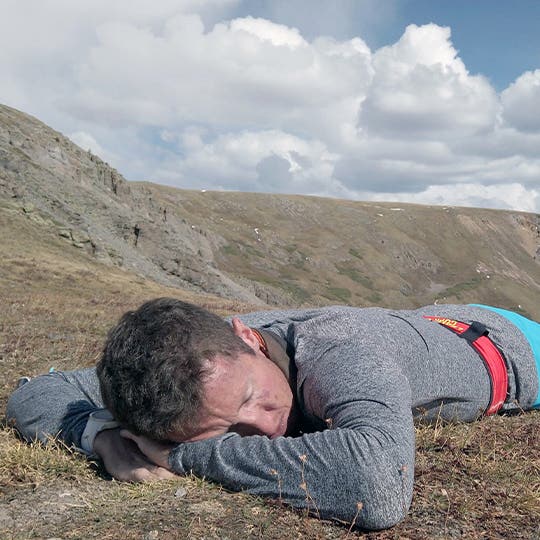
[6,368,175,481]
[153,340,415,530]
[6,368,104,447]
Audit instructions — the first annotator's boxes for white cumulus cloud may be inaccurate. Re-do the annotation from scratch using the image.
[229,17,306,48]
[359,24,499,138]
[155,129,337,193]
[362,183,540,213]
[501,69,540,133]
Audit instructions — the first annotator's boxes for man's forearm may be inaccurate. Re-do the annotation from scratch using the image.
[169,425,415,530]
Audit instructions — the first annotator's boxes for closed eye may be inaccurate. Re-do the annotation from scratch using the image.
[241,385,253,407]
[227,423,266,437]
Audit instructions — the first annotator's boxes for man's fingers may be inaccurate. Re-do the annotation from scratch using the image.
[118,429,173,470]
[136,459,177,480]
[131,467,158,483]
[94,428,177,483]
[124,451,176,482]
[154,467,177,480]
[131,465,177,483]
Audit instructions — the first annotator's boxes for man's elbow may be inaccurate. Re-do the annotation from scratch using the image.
[355,487,411,531]
[5,379,55,444]
[6,385,34,441]
[335,454,414,531]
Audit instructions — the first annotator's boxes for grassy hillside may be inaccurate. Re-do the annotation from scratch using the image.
[1,198,539,539]
[137,184,540,319]
[2,103,540,318]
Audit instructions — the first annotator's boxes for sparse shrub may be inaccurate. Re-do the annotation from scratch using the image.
[221,244,240,256]
[336,265,373,288]
[324,287,352,303]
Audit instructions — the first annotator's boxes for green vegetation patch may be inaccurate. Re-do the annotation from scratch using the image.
[236,240,265,258]
[367,292,383,304]
[221,244,240,256]
[440,276,483,299]
[348,247,363,259]
[281,282,312,303]
[336,264,374,288]
[253,275,312,303]
[324,286,352,303]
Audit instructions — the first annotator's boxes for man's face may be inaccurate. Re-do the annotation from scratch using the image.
[168,320,298,442]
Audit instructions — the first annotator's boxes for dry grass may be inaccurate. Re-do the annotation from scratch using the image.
[1,207,539,539]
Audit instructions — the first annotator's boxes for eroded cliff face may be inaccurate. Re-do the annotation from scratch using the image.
[1,103,539,316]
[0,104,264,304]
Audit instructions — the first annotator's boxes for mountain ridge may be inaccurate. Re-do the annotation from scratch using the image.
[1,103,539,318]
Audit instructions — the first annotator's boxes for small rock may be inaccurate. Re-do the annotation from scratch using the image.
[0,507,15,528]
[72,230,90,243]
[174,487,187,498]
[28,213,49,226]
[188,501,225,517]
[58,229,72,239]
[47,333,75,342]
[144,531,159,540]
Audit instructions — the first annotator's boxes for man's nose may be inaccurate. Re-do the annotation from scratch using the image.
[237,409,279,437]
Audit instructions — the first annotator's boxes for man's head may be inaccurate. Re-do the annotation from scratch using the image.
[97,298,296,442]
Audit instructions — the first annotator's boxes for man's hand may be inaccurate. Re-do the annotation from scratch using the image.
[93,428,177,482]
[119,429,175,470]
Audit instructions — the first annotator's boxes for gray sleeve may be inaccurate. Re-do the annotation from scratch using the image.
[168,340,415,530]
[5,367,104,448]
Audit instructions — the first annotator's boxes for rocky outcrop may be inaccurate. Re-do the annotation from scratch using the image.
[0,104,263,304]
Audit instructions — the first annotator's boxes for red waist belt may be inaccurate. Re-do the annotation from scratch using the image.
[423,316,509,415]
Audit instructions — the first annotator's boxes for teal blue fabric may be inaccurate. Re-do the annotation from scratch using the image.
[471,304,540,408]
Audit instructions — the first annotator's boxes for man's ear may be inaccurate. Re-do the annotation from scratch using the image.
[231,317,260,353]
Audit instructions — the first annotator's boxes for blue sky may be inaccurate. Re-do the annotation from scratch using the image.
[1,0,539,211]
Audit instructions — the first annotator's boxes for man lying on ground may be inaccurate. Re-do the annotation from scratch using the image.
[6,298,540,530]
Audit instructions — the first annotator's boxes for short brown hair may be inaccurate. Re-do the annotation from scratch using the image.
[97,298,254,440]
